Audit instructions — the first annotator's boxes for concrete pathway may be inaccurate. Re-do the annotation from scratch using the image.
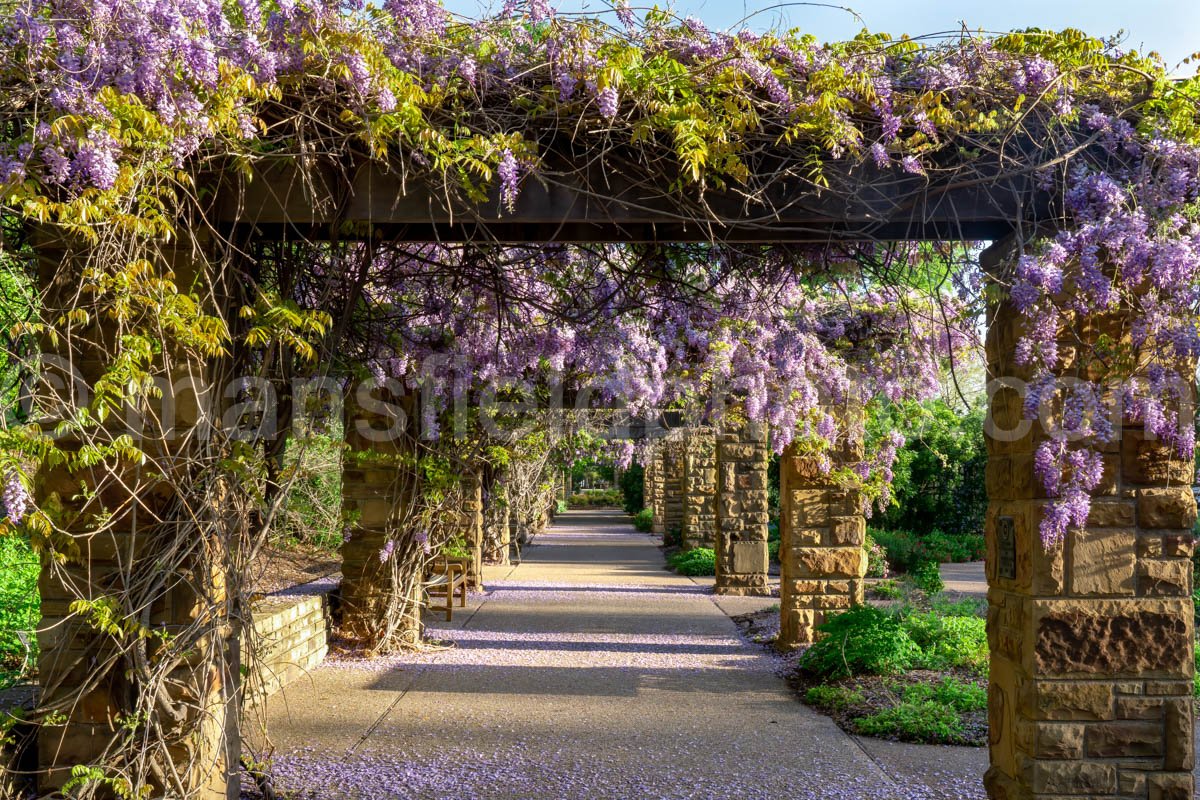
[257,510,987,800]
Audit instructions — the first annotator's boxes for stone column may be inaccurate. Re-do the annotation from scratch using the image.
[34,234,235,798]
[778,415,867,648]
[483,473,511,566]
[455,470,485,589]
[661,439,686,542]
[715,422,771,596]
[983,241,1195,800]
[682,429,717,549]
[646,447,666,535]
[340,383,418,646]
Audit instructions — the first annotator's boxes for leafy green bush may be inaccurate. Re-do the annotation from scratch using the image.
[855,699,963,742]
[868,579,904,600]
[555,499,569,514]
[0,535,39,689]
[804,685,865,710]
[864,532,888,578]
[664,526,682,547]
[668,547,715,576]
[902,610,988,671]
[767,519,780,564]
[910,560,945,596]
[620,464,644,513]
[868,399,987,540]
[798,606,921,679]
[441,533,472,560]
[632,508,653,532]
[869,528,928,573]
[568,489,622,507]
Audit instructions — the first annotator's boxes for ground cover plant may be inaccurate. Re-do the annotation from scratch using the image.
[667,547,716,576]
[780,583,989,745]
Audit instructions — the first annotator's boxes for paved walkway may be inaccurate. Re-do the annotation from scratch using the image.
[258,510,986,800]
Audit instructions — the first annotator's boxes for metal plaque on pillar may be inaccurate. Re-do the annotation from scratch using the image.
[997,516,1017,580]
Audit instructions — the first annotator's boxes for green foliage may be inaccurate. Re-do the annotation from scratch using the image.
[804,684,865,710]
[0,534,38,689]
[864,532,888,578]
[568,489,622,507]
[281,434,343,551]
[910,561,945,596]
[632,508,653,532]
[798,606,922,679]
[868,399,987,539]
[854,699,964,743]
[664,526,682,548]
[620,464,644,513]
[441,533,471,560]
[667,547,716,576]
[0,257,34,426]
[870,526,984,573]
[868,579,904,600]
[899,677,988,712]
[902,612,988,672]
[555,499,568,514]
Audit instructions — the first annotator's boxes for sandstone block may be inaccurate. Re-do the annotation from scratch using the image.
[1069,528,1135,596]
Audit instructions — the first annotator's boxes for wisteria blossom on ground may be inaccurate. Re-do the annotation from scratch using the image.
[255,512,986,800]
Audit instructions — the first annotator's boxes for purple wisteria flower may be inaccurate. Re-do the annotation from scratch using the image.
[3,471,30,525]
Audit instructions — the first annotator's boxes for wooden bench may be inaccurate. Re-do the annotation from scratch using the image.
[423,557,469,621]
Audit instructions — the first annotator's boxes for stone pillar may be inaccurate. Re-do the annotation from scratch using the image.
[646,447,666,535]
[455,470,485,589]
[661,439,686,542]
[778,414,867,648]
[983,241,1196,800]
[340,383,418,646]
[483,473,511,566]
[715,423,771,596]
[34,235,235,798]
[682,429,717,549]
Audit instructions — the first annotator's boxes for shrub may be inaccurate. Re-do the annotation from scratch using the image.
[868,399,987,540]
[632,508,653,532]
[864,532,888,578]
[867,579,904,600]
[620,464,644,513]
[903,612,988,671]
[0,535,39,689]
[767,539,780,564]
[555,499,568,514]
[798,606,921,679]
[922,530,985,563]
[664,526,682,547]
[855,700,963,743]
[910,560,944,596]
[804,685,865,710]
[668,547,715,576]
[870,528,927,573]
[568,489,622,508]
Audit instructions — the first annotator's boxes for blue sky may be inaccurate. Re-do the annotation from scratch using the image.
[440,0,1200,72]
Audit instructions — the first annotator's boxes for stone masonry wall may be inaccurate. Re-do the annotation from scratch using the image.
[340,386,418,645]
[645,447,666,535]
[778,420,867,648]
[483,473,512,566]
[661,439,686,540]
[247,580,334,701]
[34,235,234,799]
[714,423,771,596]
[682,429,717,549]
[983,240,1195,800]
